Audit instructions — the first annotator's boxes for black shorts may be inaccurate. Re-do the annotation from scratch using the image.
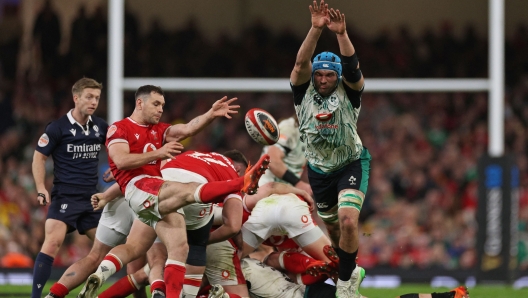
[47,184,102,235]
[186,217,214,266]
[307,147,371,213]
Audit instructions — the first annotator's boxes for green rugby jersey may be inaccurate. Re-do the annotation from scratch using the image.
[292,81,364,173]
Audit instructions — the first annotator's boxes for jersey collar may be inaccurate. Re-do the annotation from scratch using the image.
[67,109,93,126]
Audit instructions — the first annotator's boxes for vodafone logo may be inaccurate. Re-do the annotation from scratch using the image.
[143,200,151,208]
[301,215,309,223]
[143,143,157,152]
[315,113,333,122]
[144,143,157,165]
[221,270,230,279]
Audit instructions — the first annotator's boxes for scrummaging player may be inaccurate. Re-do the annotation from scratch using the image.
[203,182,314,298]
[162,150,249,298]
[290,1,371,297]
[96,150,250,298]
[217,267,468,298]
[77,85,269,298]
[239,192,340,283]
[31,78,109,298]
[258,114,312,196]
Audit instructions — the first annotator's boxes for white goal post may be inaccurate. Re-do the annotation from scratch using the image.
[107,0,504,157]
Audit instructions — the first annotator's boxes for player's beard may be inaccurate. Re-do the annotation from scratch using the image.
[149,115,161,124]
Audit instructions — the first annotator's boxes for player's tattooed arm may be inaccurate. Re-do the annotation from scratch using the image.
[166,96,239,142]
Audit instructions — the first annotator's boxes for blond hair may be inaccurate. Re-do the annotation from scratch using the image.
[72,78,103,96]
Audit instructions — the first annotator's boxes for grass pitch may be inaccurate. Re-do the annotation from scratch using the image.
[1,283,527,297]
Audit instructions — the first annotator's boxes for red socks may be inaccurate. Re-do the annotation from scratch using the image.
[151,279,166,295]
[196,178,243,204]
[49,282,69,298]
[98,275,138,298]
[165,263,186,297]
[299,272,328,285]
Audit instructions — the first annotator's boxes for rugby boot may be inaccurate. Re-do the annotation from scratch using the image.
[305,260,338,280]
[77,273,102,298]
[208,284,230,298]
[323,245,340,265]
[152,289,166,297]
[241,154,270,195]
[335,266,366,298]
[451,286,470,298]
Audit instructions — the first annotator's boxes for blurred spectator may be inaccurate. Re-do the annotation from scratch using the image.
[1,241,34,268]
[0,4,21,81]
[32,0,61,74]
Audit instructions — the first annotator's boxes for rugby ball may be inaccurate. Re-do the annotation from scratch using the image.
[245,108,280,145]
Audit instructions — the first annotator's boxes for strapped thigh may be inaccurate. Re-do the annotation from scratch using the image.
[338,189,364,212]
[317,205,339,224]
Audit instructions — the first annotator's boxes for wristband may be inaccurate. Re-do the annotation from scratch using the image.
[282,170,301,185]
[37,193,47,206]
[342,53,362,83]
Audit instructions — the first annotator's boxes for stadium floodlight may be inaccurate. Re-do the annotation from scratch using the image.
[107,0,505,157]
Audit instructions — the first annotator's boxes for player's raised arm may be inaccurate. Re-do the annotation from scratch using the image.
[327,7,364,90]
[166,96,239,142]
[291,0,329,86]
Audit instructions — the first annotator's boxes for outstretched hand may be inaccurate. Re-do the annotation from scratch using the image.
[211,96,240,119]
[327,8,346,35]
[309,0,329,29]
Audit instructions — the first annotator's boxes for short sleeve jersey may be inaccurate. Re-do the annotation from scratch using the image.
[162,150,242,202]
[106,117,171,193]
[259,117,306,186]
[162,151,240,183]
[292,81,364,173]
[35,110,108,187]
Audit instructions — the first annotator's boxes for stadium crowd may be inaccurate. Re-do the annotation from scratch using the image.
[0,2,528,274]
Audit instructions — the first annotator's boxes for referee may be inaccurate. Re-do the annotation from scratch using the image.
[31,77,109,298]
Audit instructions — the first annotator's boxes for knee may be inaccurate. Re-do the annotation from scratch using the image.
[41,237,64,255]
[339,216,358,234]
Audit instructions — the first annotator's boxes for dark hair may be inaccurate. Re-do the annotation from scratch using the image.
[223,150,249,169]
[135,85,164,101]
[72,77,103,96]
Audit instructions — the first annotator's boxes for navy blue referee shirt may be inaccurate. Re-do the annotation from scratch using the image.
[35,110,109,187]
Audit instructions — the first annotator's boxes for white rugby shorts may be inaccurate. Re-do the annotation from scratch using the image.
[242,193,315,247]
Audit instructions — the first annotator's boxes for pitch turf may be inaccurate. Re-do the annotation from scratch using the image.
[1,284,528,297]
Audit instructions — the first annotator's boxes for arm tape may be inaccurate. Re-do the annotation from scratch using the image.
[282,170,301,185]
[342,53,362,83]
